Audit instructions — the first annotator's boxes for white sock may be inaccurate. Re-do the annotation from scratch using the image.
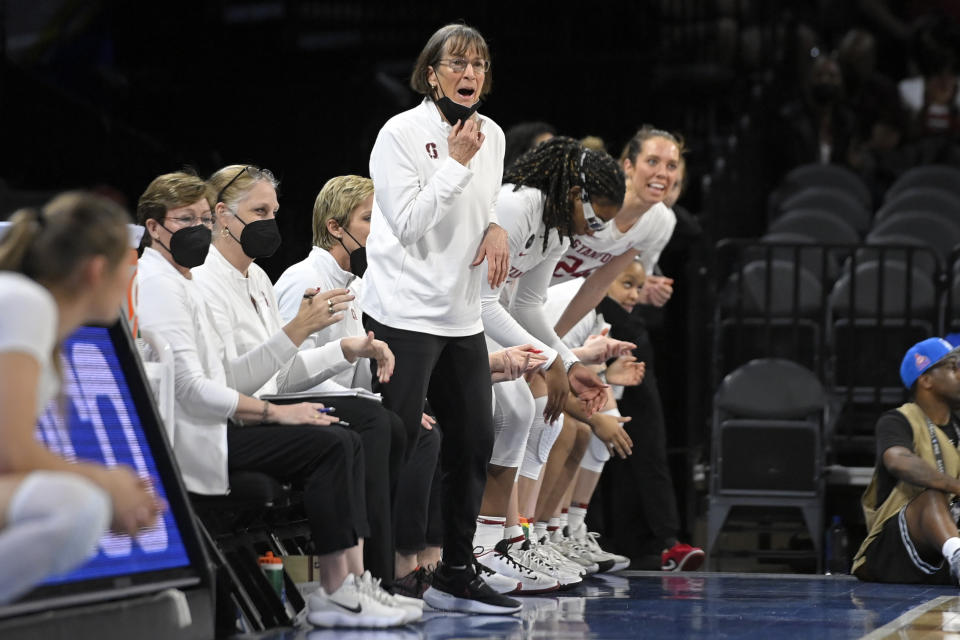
[560,510,569,530]
[568,505,587,535]
[502,525,524,547]
[533,521,548,540]
[474,516,505,554]
[548,517,562,537]
[942,536,960,560]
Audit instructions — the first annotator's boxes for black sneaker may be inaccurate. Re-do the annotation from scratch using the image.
[391,565,434,599]
[422,562,523,614]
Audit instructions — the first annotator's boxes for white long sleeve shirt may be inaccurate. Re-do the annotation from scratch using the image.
[274,246,372,391]
[360,98,506,336]
[481,185,579,370]
[137,247,238,495]
[192,245,352,396]
[551,202,676,284]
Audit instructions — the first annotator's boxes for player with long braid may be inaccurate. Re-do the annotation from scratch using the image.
[474,136,637,591]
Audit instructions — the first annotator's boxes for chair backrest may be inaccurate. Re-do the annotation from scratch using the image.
[769,208,861,245]
[777,186,872,233]
[715,358,825,420]
[135,327,176,446]
[875,187,960,224]
[721,259,823,317]
[755,232,841,281]
[868,210,960,265]
[852,235,940,277]
[829,259,937,318]
[886,165,960,201]
[781,163,872,209]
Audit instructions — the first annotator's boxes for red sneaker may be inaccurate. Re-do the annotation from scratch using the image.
[661,542,705,571]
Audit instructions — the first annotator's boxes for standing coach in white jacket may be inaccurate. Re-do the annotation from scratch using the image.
[360,23,520,615]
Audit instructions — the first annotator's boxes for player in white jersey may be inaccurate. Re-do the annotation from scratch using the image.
[474,136,635,591]
[550,126,685,337]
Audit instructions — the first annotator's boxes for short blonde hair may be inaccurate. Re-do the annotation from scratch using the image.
[312,175,374,249]
[137,171,210,247]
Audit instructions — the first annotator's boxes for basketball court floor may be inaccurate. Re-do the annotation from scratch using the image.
[236,570,960,639]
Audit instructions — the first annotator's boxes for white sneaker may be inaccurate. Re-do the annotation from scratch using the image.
[549,529,600,574]
[569,523,630,573]
[473,558,522,595]
[305,574,407,628]
[514,538,582,588]
[535,535,588,578]
[476,539,559,594]
[357,571,423,624]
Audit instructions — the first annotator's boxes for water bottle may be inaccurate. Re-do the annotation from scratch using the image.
[824,515,850,575]
[259,551,285,602]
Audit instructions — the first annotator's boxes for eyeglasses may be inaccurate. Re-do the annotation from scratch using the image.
[437,58,490,74]
[215,165,274,206]
[165,213,214,228]
[579,149,607,232]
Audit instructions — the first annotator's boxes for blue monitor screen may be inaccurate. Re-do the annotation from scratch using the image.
[34,326,192,584]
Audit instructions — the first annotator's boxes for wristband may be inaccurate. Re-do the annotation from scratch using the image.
[260,401,270,424]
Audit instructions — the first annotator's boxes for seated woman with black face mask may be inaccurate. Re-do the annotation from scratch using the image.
[193,165,410,592]
[136,171,419,628]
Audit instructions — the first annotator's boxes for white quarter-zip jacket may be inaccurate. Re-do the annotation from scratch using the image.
[361,98,505,336]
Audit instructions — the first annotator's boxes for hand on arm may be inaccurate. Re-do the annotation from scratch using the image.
[283,288,353,346]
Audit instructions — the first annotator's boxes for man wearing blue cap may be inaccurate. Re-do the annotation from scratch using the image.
[852,337,960,584]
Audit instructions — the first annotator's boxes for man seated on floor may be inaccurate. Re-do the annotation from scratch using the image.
[853,337,960,584]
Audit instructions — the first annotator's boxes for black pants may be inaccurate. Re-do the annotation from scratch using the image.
[601,331,680,559]
[366,316,493,567]
[228,424,367,555]
[305,396,402,582]
[394,421,444,553]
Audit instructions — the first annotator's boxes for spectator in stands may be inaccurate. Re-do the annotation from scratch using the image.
[0,193,162,604]
[775,53,861,181]
[136,172,416,627]
[360,22,521,615]
[899,18,960,144]
[198,165,405,589]
[504,121,556,170]
[853,338,960,585]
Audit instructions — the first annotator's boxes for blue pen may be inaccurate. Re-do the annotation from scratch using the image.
[318,407,335,414]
